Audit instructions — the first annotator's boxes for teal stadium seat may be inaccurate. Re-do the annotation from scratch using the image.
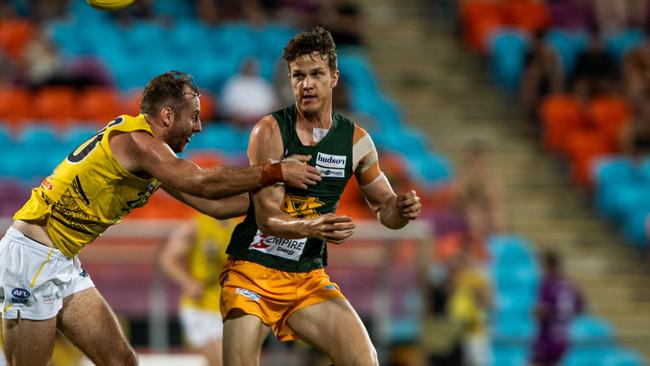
[545,29,589,76]
[569,315,616,347]
[489,29,529,92]
[605,29,645,66]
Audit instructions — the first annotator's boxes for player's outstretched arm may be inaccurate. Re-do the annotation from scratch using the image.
[353,126,422,229]
[248,116,355,243]
[110,130,321,199]
[162,187,249,219]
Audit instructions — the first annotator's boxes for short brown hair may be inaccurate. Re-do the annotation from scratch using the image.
[283,26,337,71]
[140,71,200,116]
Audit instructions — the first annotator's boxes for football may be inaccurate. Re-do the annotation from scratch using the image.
[86,0,135,11]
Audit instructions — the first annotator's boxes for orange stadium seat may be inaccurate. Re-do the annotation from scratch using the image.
[33,87,77,128]
[566,130,613,187]
[539,94,585,154]
[504,0,550,34]
[586,95,631,150]
[121,89,142,117]
[460,0,505,53]
[76,87,122,124]
[199,91,217,121]
[0,88,32,129]
[0,18,33,60]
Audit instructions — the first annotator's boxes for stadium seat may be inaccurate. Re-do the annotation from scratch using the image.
[152,0,195,19]
[545,29,589,76]
[605,28,645,65]
[491,314,537,343]
[488,234,537,267]
[586,96,631,149]
[32,87,78,128]
[121,89,142,116]
[491,345,529,366]
[565,130,614,186]
[503,0,550,34]
[0,88,32,128]
[488,29,529,92]
[602,348,645,366]
[621,208,650,248]
[77,87,122,123]
[539,94,585,153]
[0,17,33,60]
[61,124,100,152]
[460,0,505,53]
[569,315,616,346]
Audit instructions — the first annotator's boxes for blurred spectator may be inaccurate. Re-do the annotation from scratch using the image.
[111,0,156,23]
[320,0,364,47]
[547,0,595,32]
[619,88,650,158]
[521,30,566,126]
[20,24,65,89]
[273,59,294,107]
[530,250,585,366]
[195,0,266,25]
[447,243,493,366]
[25,0,68,22]
[623,38,650,102]
[221,57,278,128]
[452,139,505,261]
[422,254,464,366]
[571,33,618,101]
[593,0,648,36]
[20,25,112,90]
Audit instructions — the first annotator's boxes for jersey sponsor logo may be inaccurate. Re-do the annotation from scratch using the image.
[11,288,31,304]
[40,293,55,305]
[235,288,261,302]
[316,153,346,169]
[249,230,307,261]
[40,178,53,191]
[324,284,337,290]
[316,166,345,178]
[282,194,324,219]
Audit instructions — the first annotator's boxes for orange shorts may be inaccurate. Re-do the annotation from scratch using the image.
[219,258,345,341]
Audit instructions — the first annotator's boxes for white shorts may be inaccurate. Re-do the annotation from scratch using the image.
[0,227,95,320]
[179,307,223,348]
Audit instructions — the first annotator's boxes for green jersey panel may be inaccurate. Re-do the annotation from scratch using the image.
[226,105,355,272]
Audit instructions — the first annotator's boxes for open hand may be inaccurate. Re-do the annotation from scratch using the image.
[281,154,321,189]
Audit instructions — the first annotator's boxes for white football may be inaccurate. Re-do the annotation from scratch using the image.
[87,0,135,11]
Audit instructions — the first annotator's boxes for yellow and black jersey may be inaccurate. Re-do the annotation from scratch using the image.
[14,114,161,257]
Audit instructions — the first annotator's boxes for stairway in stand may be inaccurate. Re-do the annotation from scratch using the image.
[353,0,650,360]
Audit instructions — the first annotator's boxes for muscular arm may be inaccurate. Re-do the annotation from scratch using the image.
[110,130,320,200]
[354,126,421,229]
[162,186,249,219]
[249,116,354,243]
[159,221,203,298]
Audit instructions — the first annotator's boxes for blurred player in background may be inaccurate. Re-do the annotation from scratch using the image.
[0,71,320,365]
[530,250,585,366]
[160,213,241,366]
[219,27,422,366]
